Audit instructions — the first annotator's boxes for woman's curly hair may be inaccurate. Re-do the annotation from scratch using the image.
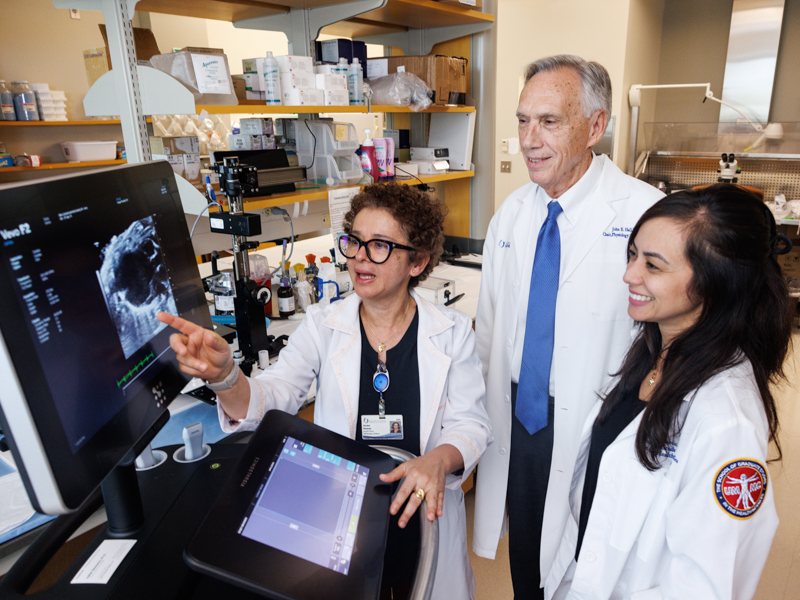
[342,182,446,288]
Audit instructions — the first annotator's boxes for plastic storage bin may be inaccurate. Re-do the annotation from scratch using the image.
[297,152,362,185]
[296,121,359,156]
[60,141,117,162]
[296,121,362,184]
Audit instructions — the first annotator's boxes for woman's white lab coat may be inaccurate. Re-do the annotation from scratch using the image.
[544,359,778,600]
[217,289,492,600]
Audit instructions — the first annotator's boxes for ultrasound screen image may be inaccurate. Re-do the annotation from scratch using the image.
[97,216,177,359]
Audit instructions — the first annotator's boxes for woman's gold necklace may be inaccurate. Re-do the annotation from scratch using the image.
[647,367,659,386]
[363,298,411,353]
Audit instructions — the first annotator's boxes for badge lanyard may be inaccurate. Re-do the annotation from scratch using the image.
[373,360,389,418]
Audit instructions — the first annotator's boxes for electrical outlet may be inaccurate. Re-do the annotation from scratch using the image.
[322,213,329,225]
[501,161,512,173]
[69,8,80,19]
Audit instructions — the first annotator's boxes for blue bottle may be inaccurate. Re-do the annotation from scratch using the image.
[11,81,38,121]
[0,81,16,121]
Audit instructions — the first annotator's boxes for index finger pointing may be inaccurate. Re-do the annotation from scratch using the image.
[157,312,201,336]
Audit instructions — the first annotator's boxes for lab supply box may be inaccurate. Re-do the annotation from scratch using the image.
[366,55,468,106]
[150,51,237,105]
[60,141,117,162]
[149,136,200,155]
[315,39,367,67]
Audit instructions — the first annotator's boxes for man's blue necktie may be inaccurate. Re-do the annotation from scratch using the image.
[516,201,563,435]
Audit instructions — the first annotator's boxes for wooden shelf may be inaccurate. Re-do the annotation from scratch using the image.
[240,170,474,210]
[0,120,146,126]
[196,103,475,114]
[323,0,493,37]
[0,159,126,172]
[134,0,289,22]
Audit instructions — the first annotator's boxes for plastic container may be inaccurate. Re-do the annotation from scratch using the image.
[348,58,364,106]
[263,51,282,106]
[335,57,349,78]
[360,129,379,180]
[296,120,359,156]
[11,81,38,121]
[60,141,117,162]
[0,81,15,121]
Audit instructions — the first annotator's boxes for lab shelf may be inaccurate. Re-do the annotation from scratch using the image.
[196,103,475,114]
[0,159,126,172]
[133,0,492,34]
[238,170,475,211]
[322,0,494,38]
[0,119,147,126]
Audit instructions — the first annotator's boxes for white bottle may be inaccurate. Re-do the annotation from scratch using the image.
[318,262,337,305]
[348,58,364,106]
[335,57,349,78]
[264,51,282,106]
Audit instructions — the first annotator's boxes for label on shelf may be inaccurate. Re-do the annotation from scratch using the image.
[191,54,232,95]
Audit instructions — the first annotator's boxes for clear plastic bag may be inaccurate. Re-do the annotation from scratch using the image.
[149,52,238,105]
[366,72,432,112]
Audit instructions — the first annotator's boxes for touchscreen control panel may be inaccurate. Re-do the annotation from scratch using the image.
[240,436,369,575]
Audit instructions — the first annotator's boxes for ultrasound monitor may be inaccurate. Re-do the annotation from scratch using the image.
[0,161,212,514]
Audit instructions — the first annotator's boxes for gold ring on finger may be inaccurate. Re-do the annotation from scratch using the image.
[415,488,425,501]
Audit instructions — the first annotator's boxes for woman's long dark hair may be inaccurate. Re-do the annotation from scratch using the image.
[599,184,793,470]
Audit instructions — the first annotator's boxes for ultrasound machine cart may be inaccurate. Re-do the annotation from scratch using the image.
[0,438,440,600]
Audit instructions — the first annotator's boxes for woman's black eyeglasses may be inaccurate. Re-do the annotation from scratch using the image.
[338,233,416,264]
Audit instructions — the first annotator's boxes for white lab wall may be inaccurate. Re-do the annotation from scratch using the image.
[491,0,665,211]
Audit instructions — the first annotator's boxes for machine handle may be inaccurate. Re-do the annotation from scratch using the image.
[370,445,439,600]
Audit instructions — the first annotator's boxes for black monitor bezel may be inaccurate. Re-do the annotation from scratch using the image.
[0,162,212,513]
[185,410,394,600]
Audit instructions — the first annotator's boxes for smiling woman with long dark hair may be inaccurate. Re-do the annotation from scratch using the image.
[545,184,793,600]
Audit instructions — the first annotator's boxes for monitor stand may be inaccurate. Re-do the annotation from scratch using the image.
[0,435,265,600]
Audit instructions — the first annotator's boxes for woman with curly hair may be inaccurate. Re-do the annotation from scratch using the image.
[159,182,491,600]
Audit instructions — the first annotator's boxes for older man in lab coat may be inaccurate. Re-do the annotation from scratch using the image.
[472,55,663,598]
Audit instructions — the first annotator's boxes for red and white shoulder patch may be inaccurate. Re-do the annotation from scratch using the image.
[714,459,768,519]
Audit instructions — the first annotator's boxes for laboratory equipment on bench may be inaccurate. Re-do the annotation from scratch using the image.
[718,153,740,183]
[209,156,272,368]
[416,275,462,306]
[209,148,306,196]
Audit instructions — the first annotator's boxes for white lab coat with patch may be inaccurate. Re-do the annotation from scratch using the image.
[217,289,492,600]
[544,359,778,600]
[472,156,663,580]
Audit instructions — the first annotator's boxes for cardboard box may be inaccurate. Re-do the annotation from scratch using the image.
[180,46,224,54]
[315,39,367,67]
[149,136,200,155]
[281,72,316,90]
[183,153,202,190]
[275,55,314,74]
[98,25,160,70]
[778,248,800,278]
[231,75,247,100]
[262,135,277,150]
[229,134,263,150]
[435,0,482,7]
[324,88,350,106]
[366,55,468,105]
[246,90,265,100]
[316,73,347,90]
[240,118,274,135]
[282,88,324,106]
[244,73,262,92]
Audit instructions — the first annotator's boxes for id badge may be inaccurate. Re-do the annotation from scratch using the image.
[361,414,403,440]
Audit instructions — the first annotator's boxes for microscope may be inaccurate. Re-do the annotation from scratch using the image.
[207,156,271,372]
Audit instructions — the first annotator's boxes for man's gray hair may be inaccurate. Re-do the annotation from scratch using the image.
[524,54,611,119]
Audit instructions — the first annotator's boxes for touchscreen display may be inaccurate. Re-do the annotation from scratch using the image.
[240,436,369,575]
